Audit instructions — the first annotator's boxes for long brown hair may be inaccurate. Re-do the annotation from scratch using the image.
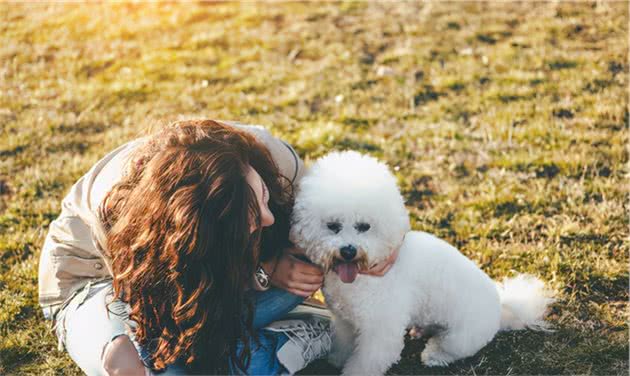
[101,120,293,373]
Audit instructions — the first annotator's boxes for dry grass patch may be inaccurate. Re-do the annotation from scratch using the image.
[1,1,627,375]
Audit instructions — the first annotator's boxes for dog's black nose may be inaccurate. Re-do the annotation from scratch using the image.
[340,245,357,260]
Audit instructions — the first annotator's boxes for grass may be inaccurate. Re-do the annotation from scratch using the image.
[0,1,628,375]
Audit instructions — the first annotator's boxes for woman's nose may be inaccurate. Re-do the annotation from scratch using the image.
[261,209,275,228]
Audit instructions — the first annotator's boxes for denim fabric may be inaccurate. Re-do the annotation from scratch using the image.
[230,288,305,375]
[49,282,305,375]
[252,287,305,329]
[51,280,142,375]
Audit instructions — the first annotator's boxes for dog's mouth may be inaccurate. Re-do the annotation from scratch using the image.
[332,260,360,283]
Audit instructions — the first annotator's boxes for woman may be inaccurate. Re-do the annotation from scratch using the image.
[39,119,397,375]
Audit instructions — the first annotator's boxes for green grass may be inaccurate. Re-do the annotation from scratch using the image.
[1,1,628,375]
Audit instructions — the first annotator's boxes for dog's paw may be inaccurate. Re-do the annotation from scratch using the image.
[421,347,454,367]
[340,364,373,376]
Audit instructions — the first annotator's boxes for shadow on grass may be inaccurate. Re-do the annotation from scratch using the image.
[301,326,629,375]
[0,346,37,374]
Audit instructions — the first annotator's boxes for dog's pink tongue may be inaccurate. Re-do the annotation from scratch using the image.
[334,262,359,283]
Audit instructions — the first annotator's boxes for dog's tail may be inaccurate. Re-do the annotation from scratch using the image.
[496,274,555,332]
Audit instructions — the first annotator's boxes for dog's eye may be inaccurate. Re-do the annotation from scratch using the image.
[327,222,342,234]
[355,222,371,233]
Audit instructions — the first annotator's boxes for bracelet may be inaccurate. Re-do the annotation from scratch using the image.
[254,265,271,290]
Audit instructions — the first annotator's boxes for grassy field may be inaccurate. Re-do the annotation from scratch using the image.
[1,1,628,375]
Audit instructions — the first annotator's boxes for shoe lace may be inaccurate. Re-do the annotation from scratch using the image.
[284,319,332,363]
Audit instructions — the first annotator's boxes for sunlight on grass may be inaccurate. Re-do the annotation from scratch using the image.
[1,1,628,375]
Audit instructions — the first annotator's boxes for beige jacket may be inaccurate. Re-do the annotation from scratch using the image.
[38,122,304,309]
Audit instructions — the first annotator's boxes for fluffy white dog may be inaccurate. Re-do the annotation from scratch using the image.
[290,151,555,376]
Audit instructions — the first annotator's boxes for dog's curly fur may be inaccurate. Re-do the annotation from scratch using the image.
[290,151,555,375]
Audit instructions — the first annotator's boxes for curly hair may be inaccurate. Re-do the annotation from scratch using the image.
[100,120,293,373]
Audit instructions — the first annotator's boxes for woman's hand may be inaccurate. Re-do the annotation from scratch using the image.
[359,247,400,277]
[264,247,324,297]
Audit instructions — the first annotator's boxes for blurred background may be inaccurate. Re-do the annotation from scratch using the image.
[1,1,628,375]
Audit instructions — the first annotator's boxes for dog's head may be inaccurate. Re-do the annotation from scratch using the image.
[290,151,410,283]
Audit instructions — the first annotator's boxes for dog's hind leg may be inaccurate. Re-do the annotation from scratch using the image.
[328,316,356,369]
[421,328,491,367]
[341,320,407,376]
[420,336,456,367]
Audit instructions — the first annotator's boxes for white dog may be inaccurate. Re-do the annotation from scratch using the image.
[290,151,555,376]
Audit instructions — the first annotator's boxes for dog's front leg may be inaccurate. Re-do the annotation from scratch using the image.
[340,321,406,376]
[327,315,356,369]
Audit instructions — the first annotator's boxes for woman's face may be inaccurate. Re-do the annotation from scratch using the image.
[245,165,275,233]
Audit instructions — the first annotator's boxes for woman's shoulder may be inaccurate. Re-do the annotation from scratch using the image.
[57,138,146,227]
[220,121,305,185]
[87,137,147,211]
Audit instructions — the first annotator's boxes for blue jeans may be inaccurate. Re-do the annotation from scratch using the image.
[48,281,304,375]
[230,288,306,375]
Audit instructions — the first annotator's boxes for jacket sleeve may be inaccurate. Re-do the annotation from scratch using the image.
[38,139,144,306]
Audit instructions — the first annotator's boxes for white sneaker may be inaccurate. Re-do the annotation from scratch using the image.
[265,312,332,375]
[282,303,332,321]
